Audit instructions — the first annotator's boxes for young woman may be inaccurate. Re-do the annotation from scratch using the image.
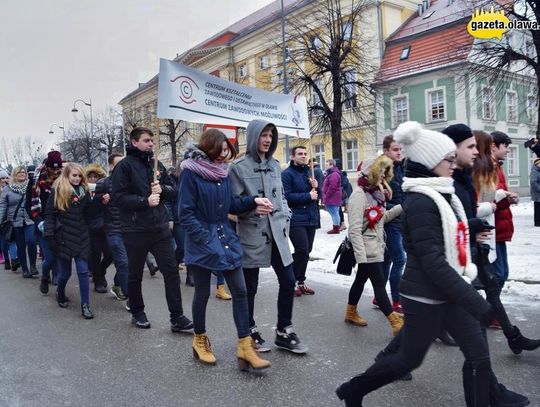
[344,155,403,335]
[179,129,271,370]
[0,168,17,270]
[44,163,93,319]
[337,121,504,406]
[0,166,37,278]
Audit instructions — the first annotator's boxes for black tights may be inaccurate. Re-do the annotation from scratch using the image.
[348,262,393,316]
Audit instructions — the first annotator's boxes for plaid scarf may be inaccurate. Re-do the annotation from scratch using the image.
[31,170,53,219]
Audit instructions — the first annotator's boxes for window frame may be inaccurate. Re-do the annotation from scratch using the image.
[481,86,496,121]
[505,90,518,123]
[259,55,269,70]
[239,63,247,78]
[391,94,409,128]
[311,77,324,116]
[527,94,537,124]
[425,87,446,123]
[344,139,359,171]
[341,70,357,110]
[312,143,325,166]
[506,144,519,177]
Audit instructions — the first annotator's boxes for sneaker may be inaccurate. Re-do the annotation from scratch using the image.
[39,278,50,295]
[274,326,308,354]
[250,326,271,353]
[81,303,94,319]
[148,264,158,277]
[132,312,151,329]
[489,320,502,330]
[170,315,193,332]
[372,298,379,308]
[56,292,69,308]
[392,300,404,315]
[294,286,302,297]
[11,259,20,272]
[30,266,39,276]
[94,282,108,293]
[298,284,315,295]
[125,300,131,312]
[110,285,127,301]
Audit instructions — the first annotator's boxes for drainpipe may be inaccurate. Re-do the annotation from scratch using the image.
[376,0,384,61]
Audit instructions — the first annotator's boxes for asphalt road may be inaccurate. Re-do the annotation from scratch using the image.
[1,266,539,407]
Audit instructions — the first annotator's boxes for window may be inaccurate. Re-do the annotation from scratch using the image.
[392,95,408,127]
[482,87,495,120]
[528,95,537,124]
[506,91,517,122]
[427,89,445,122]
[345,140,359,170]
[239,64,247,78]
[259,55,269,70]
[313,144,325,166]
[400,46,411,60]
[507,144,519,177]
[309,36,321,51]
[341,70,357,109]
[285,46,293,61]
[311,78,324,116]
[343,21,353,40]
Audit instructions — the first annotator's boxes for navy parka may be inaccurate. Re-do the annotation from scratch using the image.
[281,161,321,228]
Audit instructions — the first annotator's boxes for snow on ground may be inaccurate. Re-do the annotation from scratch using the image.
[272,199,540,303]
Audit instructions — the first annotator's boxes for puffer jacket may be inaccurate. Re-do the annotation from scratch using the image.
[0,184,33,228]
[229,119,293,268]
[281,161,320,228]
[494,162,513,242]
[95,176,122,233]
[347,187,401,264]
[322,166,342,206]
[43,187,90,261]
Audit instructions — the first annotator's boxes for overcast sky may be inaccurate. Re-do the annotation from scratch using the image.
[0,0,274,148]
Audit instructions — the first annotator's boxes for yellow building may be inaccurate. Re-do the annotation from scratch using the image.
[118,0,417,169]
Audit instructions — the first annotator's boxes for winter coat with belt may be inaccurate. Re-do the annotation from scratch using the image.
[0,183,34,228]
[322,166,342,206]
[347,186,402,264]
[494,162,514,242]
[179,168,256,271]
[281,161,321,228]
[43,187,90,261]
[111,145,176,233]
[229,119,293,268]
[398,163,490,320]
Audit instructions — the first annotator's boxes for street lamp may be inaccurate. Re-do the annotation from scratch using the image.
[48,123,65,138]
[71,98,94,139]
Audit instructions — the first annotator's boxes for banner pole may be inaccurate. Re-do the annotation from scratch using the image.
[154,118,160,182]
[309,138,315,190]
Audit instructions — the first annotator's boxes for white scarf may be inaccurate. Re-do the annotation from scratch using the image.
[402,176,477,283]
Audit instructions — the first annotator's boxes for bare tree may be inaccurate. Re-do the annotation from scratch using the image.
[22,135,45,166]
[270,0,377,162]
[95,106,124,155]
[160,119,191,167]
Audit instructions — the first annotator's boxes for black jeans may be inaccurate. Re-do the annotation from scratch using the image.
[289,226,316,284]
[89,228,113,285]
[348,262,393,316]
[350,297,491,405]
[123,228,184,320]
[243,241,296,331]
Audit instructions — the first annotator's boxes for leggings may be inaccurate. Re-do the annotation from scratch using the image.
[348,262,393,316]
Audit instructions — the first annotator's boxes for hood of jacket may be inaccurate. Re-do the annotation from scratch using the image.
[245,120,278,161]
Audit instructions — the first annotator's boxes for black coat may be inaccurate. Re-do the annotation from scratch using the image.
[452,168,484,242]
[399,191,490,321]
[95,176,122,233]
[43,188,90,261]
[386,161,404,227]
[111,145,176,233]
[282,162,321,228]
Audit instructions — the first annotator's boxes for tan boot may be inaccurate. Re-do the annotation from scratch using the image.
[344,304,368,326]
[216,284,232,300]
[236,336,271,371]
[192,333,217,365]
[387,312,404,336]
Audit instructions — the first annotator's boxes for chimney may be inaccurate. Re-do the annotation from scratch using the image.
[423,0,429,12]
[418,3,423,15]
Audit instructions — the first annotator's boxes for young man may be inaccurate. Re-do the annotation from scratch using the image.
[381,135,406,314]
[282,145,320,296]
[229,119,307,354]
[112,127,192,331]
[490,131,518,289]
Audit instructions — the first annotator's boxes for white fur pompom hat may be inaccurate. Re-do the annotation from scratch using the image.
[394,121,457,170]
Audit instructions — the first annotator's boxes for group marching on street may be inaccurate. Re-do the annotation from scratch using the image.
[1,119,540,406]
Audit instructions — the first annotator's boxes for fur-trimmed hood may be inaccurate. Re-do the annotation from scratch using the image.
[84,163,107,179]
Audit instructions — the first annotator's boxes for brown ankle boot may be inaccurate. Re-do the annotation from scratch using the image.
[344,304,368,326]
[236,336,270,371]
[193,333,217,365]
[387,312,404,336]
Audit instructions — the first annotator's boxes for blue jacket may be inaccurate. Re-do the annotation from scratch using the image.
[282,162,321,228]
[179,168,256,271]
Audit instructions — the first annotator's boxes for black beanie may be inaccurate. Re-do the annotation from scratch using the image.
[442,124,474,145]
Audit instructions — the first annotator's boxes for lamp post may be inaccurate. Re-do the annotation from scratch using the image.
[48,123,65,138]
[71,98,94,140]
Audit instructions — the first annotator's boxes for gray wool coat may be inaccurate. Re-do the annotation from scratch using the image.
[229,119,293,268]
[0,185,33,228]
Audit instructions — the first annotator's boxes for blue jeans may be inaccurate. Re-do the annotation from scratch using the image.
[1,236,16,261]
[106,232,129,296]
[38,235,56,280]
[492,242,509,288]
[382,224,406,302]
[56,257,90,304]
[13,224,37,272]
[213,271,225,285]
[325,205,340,225]
[190,265,249,337]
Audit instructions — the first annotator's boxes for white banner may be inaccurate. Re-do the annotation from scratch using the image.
[157,59,310,138]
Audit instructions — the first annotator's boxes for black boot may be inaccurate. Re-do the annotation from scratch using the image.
[504,326,540,355]
[336,381,362,406]
[39,278,50,295]
[56,290,69,308]
[186,269,195,287]
[11,259,20,272]
[490,383,530,407]
[22,269,33,279]
[4,259,11,270]
[462,359,490,407]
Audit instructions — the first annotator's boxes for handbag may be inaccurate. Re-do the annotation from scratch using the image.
[333,236,357,276]
[0,194,25,242]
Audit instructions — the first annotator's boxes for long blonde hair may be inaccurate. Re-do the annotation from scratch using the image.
[53,163,88,212]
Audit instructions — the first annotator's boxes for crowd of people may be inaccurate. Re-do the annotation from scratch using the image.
[1,119,540,405]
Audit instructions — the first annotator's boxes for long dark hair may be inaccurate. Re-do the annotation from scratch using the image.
[472,130,498,194]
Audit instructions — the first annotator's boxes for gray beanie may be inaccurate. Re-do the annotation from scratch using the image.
[0,169,9,178]
[394,121,456,169]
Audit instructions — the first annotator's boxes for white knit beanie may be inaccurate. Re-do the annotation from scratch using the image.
[0,169,9,178]
[394,121,456,169]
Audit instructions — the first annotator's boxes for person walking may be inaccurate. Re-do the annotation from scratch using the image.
[322,159,342,234]
[0,166,37,278]
[0,168,17,271]
[336,121,528,407]
[111,126,192,331]
[282,145,320,297]
[229,119,308,354]
[179,129,271,370]
[344,155,403,335]
[44,163,94,319]
[531,158,540,227]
